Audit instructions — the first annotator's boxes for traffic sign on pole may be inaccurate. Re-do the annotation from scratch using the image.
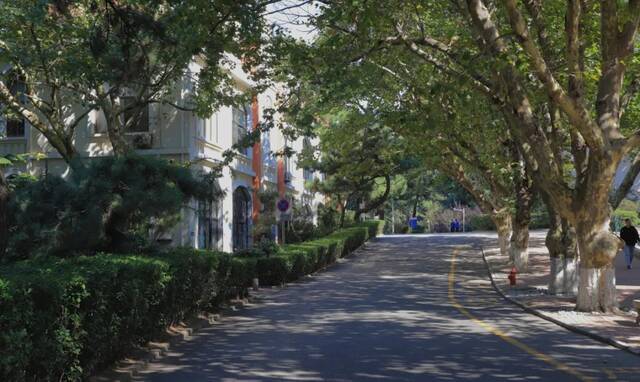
[276,198,292,222]
[277,199,290,213]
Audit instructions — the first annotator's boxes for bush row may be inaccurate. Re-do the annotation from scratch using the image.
[0,220,384,381]
[233,220,384,287]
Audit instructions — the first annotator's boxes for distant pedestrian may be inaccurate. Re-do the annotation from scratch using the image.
[620,218,639,269]
[454,218,460,232]
[450,220,455,233]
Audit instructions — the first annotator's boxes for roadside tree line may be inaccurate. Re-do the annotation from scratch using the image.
[274,0,640,312]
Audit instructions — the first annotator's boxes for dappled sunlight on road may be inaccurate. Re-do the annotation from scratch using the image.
[134,235,640,382]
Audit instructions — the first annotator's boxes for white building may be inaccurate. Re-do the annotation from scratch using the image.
[0,60,324,253]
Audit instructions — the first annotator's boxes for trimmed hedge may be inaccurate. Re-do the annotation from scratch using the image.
[264,220,385,286]
[229,220,385,287]
[0,251,227,381]
[0,220,384,381]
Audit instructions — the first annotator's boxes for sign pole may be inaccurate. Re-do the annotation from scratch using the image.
[391,199,395,234]
[462,207,466,233]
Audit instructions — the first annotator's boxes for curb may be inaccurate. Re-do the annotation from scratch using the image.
[480,247,640,358]
[90,238,377,381]
[89,300,249,382]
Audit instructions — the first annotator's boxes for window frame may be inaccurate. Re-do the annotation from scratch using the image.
[197,199,222,250]
[232,104,252,157]
[5,117,25,138]
[1,77,27,139]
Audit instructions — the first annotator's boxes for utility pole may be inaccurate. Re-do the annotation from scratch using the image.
[391,198,395,234]
[453,204,466,232]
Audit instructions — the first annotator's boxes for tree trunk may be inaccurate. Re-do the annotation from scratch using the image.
[0,170,8,258]
[574,220,620,312]
[354,175,392,220]
[412,194,419,217]
[510,222,530,272]
[543,190,564,294]
[38,128,76,164]
[509,158,532,272]
[107,122,130,156]
[339,200,346,228]
[547,238,564,294]
[354,206,362,222]
[545,202,578,295]
[571,156,623,311]
[562,229,579,296]
[103,102,131,156]
[492,213,512,257]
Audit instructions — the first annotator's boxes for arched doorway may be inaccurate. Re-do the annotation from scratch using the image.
[232,186,251,251]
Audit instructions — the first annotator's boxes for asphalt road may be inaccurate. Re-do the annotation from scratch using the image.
[133,234,640,382]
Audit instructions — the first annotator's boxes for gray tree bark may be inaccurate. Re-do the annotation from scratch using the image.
[543,193,578,295]
[493,212,512,257]
[509,148,532,272]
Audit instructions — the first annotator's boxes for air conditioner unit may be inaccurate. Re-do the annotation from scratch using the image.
[131,133,153,149]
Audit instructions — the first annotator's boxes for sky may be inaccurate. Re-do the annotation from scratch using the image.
[265,1,320,42]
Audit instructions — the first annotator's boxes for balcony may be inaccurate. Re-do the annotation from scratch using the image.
[231,153,255,177]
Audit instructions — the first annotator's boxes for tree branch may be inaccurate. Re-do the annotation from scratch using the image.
[610,151,640,209]
[501,0,604,151]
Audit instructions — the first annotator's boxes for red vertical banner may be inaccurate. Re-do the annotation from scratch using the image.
[251,95,262,221]
[277,158,286,198]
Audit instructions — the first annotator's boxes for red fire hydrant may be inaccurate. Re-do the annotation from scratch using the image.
[508,267,517,286]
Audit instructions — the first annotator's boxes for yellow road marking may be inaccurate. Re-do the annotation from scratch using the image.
[603,368,617,380]
[448,249,594,382]
[604,367,640,379]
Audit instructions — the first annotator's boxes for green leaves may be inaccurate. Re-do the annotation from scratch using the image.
[0,0,273,159]
[5,155,223,260]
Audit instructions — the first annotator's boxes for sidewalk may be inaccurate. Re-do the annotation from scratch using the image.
[483,230,640,355]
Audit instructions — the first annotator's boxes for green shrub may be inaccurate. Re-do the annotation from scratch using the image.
[5,155,221,261]
[411,225,426,233]
[228,257,257,290]
[530,211,550,229]
[613,209,640,228]
[209,254,256,301]
[0,249,225,381]
[283,250,309,280]
[0,220,384,380]
[255,221,382,286]
[469,214,496,231]
[0,255,166,381]
[156,248,220,320]
[255,256,291,286]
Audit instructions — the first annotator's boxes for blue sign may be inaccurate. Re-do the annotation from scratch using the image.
[277,199,290,212]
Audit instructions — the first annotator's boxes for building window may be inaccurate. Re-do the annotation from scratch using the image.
[1,77,26,138]
[121,96,149,132]
[5,117,25,137]
[302,138,314,181]
[232,104,252,156]
[197,199,222,250]
[284,155,293,184]
[303,167,313,182]
[232,186,251,251]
